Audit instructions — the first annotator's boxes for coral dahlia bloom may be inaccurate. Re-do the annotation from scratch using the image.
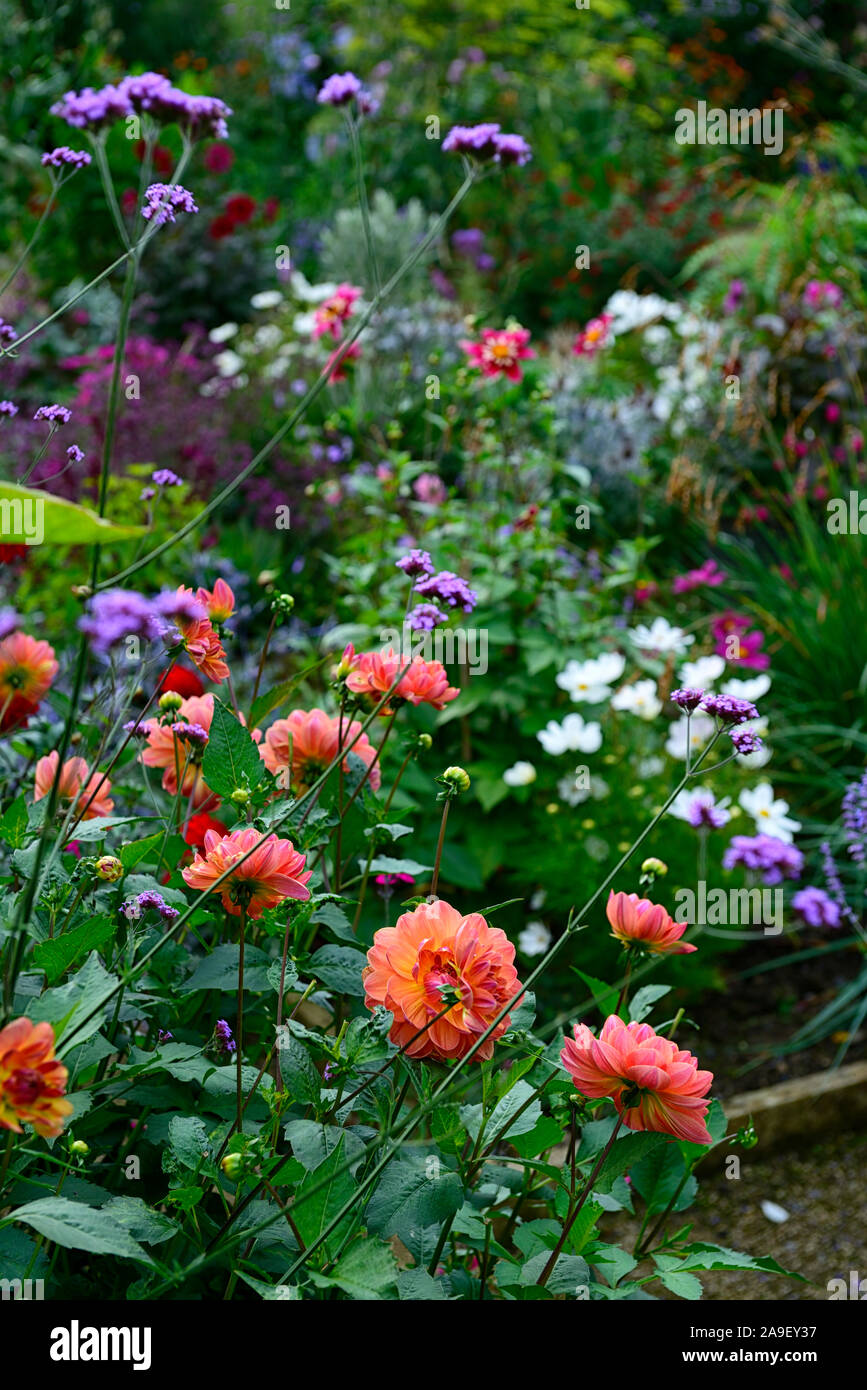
[0,1018,73,1138]
[363,899,521,1062]
[196,577,235,625]
[182,826,312,918]
[262,707,381,793]
[34,751,114,820]
[141,693,218,809]
[346,647,459,713]
[460,327,535,382]
[573,313,614,357]
[168,585,229,683]
[0,632,58,731]
[313,283,362,340]
[561,1015,713,1145]
[606,890,696,956]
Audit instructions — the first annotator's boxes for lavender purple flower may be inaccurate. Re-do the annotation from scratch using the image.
[730,727,763,756]
[34,404,71,424]
[79,589,167,656]
[842,771,867,864]
[700,693,760,724]
[151,468,183,487]
[791,886,842,929]
[67,444,85,463]
[407,603,449,631]
[121,889,180,923]
[0,401,18,417]
[41,146,92,169]
[51,74,231,139]
[723,834,804,885]
[142,183,199,226]
[317,72,363,106]
[414,570,477,613]
[0,608,19,641]
[214,1019,236,1057]
[671,687,705,712]
[170,721,209,748]
[395,548,434,578]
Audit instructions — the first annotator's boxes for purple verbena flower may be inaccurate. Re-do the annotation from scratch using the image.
[0,401,18,417]
[0,608,19,641]
[41,146,92,169]
[442,122,502,159]
[0,320,16,349]
[414,570,477,613]
[157,1028,174,1044]
[730,727,763,756]
[671,687,705,712]
[791,886,842,929]
[67,444,85,463]
[34,404,72,424]
[407,603,448,631]
[723,834,804,885]
[317,72,363,106]
[142,183,199,226]
[154,588,207,626]
[214,1019,236,1057]
[170,721,209,748]
[493,132,532,166]
[151,468,183,487]
[700,693,759,724]
[842,771,867,864]
[395,548,434,578]
[79,589,166,656]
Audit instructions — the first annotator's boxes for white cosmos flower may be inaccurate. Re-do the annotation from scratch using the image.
[214,349,244,378]
[503,760,537,787]
[537,713,603,756]
[665,714,714,761]
[668,789,731,827]
[678,654,726,690]
[638,756,665,778]
[208,321,238,344]
[557,774,609,806]
[632,618,694,656]
[289,271,337,303]
[739,783,800,842]
[250,290,284,310]
[611,679,662,720]
[555,652,625,703]
[721,674,772,702]
[518,921,551,957]
[253,324,283,350]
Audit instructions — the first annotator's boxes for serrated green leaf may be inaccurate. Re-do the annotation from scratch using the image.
[201,699,265,800]
[4,1198,151,1262]
[33,917,115,986]
[308,944,367,996]
[181,943,273,992]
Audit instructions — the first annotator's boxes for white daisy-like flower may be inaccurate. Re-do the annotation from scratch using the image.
[611,679,662,720]
[537,713,603,756]
[678,654,726,690]
[518,921,551,957]
[557,774,610,806]
[632,618,695,656]
[555,652,626,704]
[738,783,800,843]
[668,788,731,828]
[665,713,715,761]
[250,290,284,310]
[721,674,772,702]
[213,349,244,378]
[503,761,537,787]
[638,756,665,778]
[208,321,238,344]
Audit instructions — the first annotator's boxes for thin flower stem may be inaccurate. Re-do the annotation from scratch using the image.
[347,113,380,295]
[248,615,277,720]
[429,799,450,898]
[0,186,60,297]
[536,1115,625,1287]
[236,905,248,1133]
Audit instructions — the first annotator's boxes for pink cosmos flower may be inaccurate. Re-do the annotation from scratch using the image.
[346,647,459,713]
[606,890,696,955]
[460,327,534,382]
[803,279,842,310]
[34,751,114,820]
[181,826,312,918]
[711,611,770,671]
[413,472,447,505]
[313,283,362,340]
[325,339,361,382]
[573,313,614,358]
[561,1014,713,1144]
[672,559,726,595]
[261,706,381,793]
[363,899,522,1061]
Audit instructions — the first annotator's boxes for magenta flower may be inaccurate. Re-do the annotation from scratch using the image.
[711,612,770,671]
[317,72,363,106]
[460,327,534,382]
[673,559,726,594]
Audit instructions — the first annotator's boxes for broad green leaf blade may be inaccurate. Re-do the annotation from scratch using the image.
[0,480,145,544]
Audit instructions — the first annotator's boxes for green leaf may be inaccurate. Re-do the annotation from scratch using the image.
[201,699,265,800]
[509,1251,589,1295]
[61,815,146,843]
[181,943,273,993]
[33,917,116,986]
[397,1269,447,1300]
[630,1145,694,1214]
[35,953,120,1051]
[168,1116,212,1171]
[292,1136,357,1257]
[591,1243,638,1287]
[593,1132,669,1194]
[510,1115,564,1158]
[368,856,432,877]
[100,1197,177,1245]
[659,1269,703,1299]
[574,969,619,1020]
[310,901,356,943]
[309,944,367,996]
[4,1198,151,1262]
[0,480,145,545]
[366,1158,463,1245]
[276,1032,320,1107]
[284,1120,365,1172]
[310,1238,397,1300]
[628,984,671,1023]
[119,832,164,871]
[0,796,29,849]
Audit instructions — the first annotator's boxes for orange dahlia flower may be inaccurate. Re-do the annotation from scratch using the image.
[346,648,459,713]
[261,707,381,793]
[181,826,312,918]
[34,750,114,820]
[141,692,217,809]
[561,1015,713,1145]
[606,890,696,956]
[196,577,235,626]
[0,1018,73,1138]
[0,632,58,731]
[170,585,229,683]
[363,899,521,1062]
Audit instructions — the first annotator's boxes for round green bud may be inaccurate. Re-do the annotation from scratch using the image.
[158,691,183,713]
[441,766,471,793]
[70,1139,90,1155]
[221,1153,244,1180]
[95,855,124,883]
[271,592,295,617]
[230,786,252,807]
[641,857,668,876]
[417,733,433,751]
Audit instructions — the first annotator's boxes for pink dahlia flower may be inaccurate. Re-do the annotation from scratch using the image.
[262,706,381,793]
[606,890,696,955]
[364,899,522,1061]
[573,313,614,357]
[181,826,311,918]
[460,327,534,382]
[561,1014,713,1144]
[346,647,459,713]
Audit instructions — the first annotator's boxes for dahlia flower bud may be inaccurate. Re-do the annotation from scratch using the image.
[417,733,433,751]
[94,855,124,883]
[270,592,295,619]
[737,1121,759,1149]
[641,857,668,876]
[158,691,183,714]
[229,785,252,806]
[438,765,471,795]
[220,1152,244,1180]
[70,1139,90,1155]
